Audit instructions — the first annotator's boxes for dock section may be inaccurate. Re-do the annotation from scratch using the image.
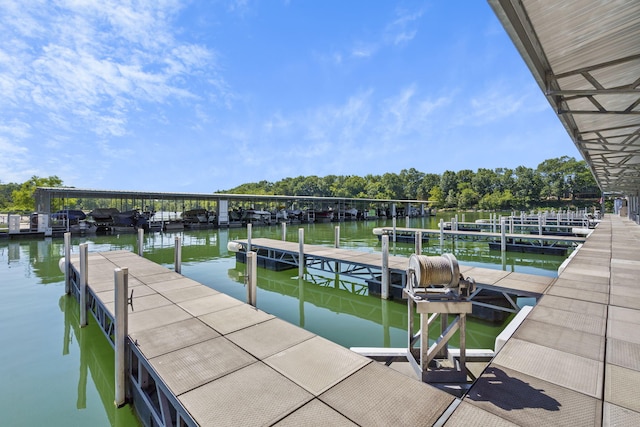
[68,250,456,426]
[448,214,640,426]
[231,237,554,314]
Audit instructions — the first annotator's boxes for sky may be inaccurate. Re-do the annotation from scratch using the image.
[0,0,582,193]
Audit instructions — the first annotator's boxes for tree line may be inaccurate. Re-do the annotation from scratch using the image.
[222,156,600,210]
[1,156,600,213]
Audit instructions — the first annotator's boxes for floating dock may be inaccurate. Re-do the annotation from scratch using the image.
[67,249,460,426]
[65,214,640,426]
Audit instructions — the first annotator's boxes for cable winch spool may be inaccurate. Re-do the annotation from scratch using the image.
[408,253,460,289]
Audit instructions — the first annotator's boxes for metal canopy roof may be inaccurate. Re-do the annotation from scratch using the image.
[489,0,640,195]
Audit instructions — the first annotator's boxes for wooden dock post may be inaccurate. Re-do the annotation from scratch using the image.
[501,218,507,252]
[137,228,144,256]
[79,243,88,327]
[298,228,305,278]
[114,267,128,407]
[247,223,252,253]
[246,252,257,306]
[439,219,444,247]
[64,232,71,294]
[174,236,182,274]
[281,222,287,241]
[406,215,410,228]
[381,234,389,300]
[415,231,422,255]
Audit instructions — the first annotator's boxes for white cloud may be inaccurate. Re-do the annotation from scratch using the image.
[383,8,423,46]
[0,0,223,140]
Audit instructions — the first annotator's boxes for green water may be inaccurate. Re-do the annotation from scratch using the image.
[0,213,565,426]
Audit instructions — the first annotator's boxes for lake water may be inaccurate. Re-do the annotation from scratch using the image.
[0,212,566,426]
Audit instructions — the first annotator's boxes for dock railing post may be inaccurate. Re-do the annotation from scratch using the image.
[114,267,128,407]
[64,232,71,294]
[79,242,88,327]
[392,217,397,243]
[538,213,543,236]
[501,218,506,252]
[381,234,389,299]
[298,228,305,278]
[405,215,410,228]
[415,231,422,255]
[281,222,287,241]
[137,228,144,256]
[334,225,340,274]
[247,223,252,253]
[246,252,257,306]
[439,219,444,248]
[174,236,182,274]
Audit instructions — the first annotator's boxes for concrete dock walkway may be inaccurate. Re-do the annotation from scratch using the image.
[449,214,640,426]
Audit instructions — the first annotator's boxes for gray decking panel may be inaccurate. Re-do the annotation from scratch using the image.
[553,277,610,293]
[264,336,371,395]
[273,398,358,426]
[605,364,640,413]
[545,285,610,305]
[129,318,220,359]
[225,318,315,360]
[179,362,313,427]
[607,338,640,372]
[145,277,202,293]
[513,318,605,361]
[198,303,274,335]
[149,337,257,395]
[603,402,640,426]
[319,362,454,426]
[537,294,607,318]
[126,304,192,334]
[527,304,606,336]
[176,293,245,317]
[444,401,519,426]
[493,338,603,398]
[160,284,219,304]
[465,365,602,427]
[607,318,640,345]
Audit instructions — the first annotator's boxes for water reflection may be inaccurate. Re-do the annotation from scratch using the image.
[59,295,140,426]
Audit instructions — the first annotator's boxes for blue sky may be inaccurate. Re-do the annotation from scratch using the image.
[0,1,580,193]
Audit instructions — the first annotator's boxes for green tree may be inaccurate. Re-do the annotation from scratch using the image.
[0,181,20,210]
[440,170,458,196]
[457,188,479,209]
[399,168,425,199]
[456,169,474,192]
[417,173,441,200]
[472,168,497,197]
[11,176,65,212]
[537,156,571,200]
[429,186,445,208]
[513,166,542,207]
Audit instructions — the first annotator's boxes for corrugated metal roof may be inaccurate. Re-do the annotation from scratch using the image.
[489,0,640,194]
